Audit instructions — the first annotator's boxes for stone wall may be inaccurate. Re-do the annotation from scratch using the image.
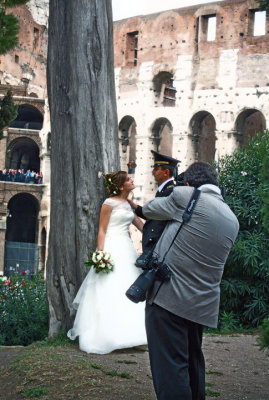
[1,0,268,263]
[114,0,269,200]
[0,2,49,274]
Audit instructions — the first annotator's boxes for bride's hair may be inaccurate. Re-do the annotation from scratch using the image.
[104,171,127,196]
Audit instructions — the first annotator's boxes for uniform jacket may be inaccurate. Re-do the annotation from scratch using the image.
[142,185,239,328]
[135,180,175,254]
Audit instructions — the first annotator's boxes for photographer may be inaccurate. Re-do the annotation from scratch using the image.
[140,162,239,400]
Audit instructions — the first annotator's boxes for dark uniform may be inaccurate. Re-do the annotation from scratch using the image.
[135,151,179,255]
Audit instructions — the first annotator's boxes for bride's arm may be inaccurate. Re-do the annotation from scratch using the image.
[97,204,112,250]
[132,214,144,233]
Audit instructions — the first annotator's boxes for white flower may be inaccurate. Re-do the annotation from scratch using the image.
[241,171,247,176]
[96,254,102,261]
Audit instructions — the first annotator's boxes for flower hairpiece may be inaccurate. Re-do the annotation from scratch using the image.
[103,175,120,195]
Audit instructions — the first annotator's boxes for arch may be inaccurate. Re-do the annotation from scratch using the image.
[153,71,176,106]
[4,193,39,275]
[235,108,266,147]
[6,137,40,172]
[151,118,173,155]
[9,104,43,130]
[189,111,216,162]
[6,193,39,243]
[118,116,137,171]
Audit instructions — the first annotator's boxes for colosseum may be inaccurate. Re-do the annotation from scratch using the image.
[0,0,268,273]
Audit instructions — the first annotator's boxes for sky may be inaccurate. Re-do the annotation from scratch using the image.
[112,0,225,21]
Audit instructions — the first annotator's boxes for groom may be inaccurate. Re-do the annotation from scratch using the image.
[129,150,179,255]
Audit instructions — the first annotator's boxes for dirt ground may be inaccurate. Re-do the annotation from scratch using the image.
[0,334,268,400]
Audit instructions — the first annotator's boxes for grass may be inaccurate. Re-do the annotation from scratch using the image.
[22,385,50,398]
[205,388,221,397]
[104,370,132,379]
[0,341,147,399]
[206,370,224,376]
[117,359,137,365]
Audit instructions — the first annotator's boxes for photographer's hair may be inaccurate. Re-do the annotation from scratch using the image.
[103,171,127,196]
[184,162,219,188]
[159,165,175,177]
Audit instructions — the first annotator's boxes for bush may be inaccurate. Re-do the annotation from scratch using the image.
[261,154,269,234]
[258,319,269,350]
[218,132,269,329]
[0,271,48,345]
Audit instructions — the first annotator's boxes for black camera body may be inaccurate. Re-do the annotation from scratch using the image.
[135,252,171,282]
[125,252,172,303]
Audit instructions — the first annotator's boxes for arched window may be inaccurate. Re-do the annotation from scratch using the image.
[6,193,39,243]
[118,116,137,172]
[153,71,176,107]
[235,109,266,147]
[7,137,40,172]
[9,104,43,130]
[151,118,173,154]
[4,193,39,275]
[189,111,216,162]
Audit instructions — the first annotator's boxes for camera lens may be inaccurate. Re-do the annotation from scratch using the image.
[126,269,157,303]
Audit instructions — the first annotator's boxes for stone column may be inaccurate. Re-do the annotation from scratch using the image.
[0,216,7,275]
[0,129,8,170]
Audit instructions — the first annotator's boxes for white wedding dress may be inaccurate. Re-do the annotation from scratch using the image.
[67,198,147,354]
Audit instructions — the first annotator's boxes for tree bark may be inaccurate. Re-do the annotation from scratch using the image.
[46,0,119,337]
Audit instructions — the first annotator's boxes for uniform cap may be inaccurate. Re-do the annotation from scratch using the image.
[151,150,179,168]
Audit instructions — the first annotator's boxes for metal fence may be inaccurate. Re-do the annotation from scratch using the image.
[4,241,39,276]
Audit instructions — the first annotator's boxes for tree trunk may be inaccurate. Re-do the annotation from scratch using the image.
[46,0,119,337]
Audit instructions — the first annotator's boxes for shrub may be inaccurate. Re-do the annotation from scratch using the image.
[258,318,269,349]
[0,271,48,345]
[218,132,269,328]
[261,154,269,234]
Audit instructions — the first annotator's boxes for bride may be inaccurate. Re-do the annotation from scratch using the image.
[67,171,147,354]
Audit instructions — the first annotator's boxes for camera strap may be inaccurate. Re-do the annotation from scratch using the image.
[161,188,201,263]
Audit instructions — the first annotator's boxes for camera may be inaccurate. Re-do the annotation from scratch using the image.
[125,253,172,303]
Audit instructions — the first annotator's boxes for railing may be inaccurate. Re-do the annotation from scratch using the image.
[0,171,43,184]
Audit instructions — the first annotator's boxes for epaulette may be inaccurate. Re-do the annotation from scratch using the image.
[166,185,174,189]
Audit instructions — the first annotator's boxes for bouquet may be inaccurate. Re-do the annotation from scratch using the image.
[85,250,114,273]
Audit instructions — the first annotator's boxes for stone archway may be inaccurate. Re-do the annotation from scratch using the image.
[189,111,216,162]
[9,104,43,130]
[4,193,40,275]
[6,137,40,172]
[118,116,137,171]
[235,109,266,147]
[151,117,173,155]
